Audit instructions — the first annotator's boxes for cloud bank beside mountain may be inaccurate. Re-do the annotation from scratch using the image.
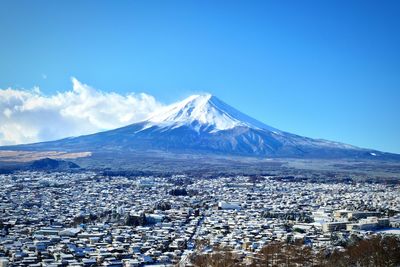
[0,78,164,145]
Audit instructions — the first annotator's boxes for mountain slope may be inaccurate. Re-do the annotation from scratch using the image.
[142,94,279,133]
[0,94,396,159]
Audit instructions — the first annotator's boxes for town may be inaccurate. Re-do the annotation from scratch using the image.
[0,171,399,266]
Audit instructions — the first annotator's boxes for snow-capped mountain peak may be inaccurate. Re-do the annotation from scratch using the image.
[142,94,279,133]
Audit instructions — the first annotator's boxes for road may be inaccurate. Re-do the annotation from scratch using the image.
[178,211,206,266]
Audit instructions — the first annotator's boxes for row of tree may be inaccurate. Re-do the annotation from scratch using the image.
[190,235,400,267]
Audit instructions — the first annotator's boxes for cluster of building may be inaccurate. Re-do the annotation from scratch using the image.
[0,171,399,266]
[188,176,400,255]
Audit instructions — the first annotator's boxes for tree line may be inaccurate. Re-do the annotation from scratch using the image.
[190,235,400,267]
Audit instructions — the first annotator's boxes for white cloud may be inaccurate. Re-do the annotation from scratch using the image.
[0,78,164,145]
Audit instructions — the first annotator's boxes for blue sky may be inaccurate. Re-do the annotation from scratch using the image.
[1,0,400,153]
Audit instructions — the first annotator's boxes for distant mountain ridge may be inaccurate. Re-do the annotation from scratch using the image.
[0,94,397,159]
[30,158,80,170]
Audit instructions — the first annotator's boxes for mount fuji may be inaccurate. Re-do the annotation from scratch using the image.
[0,94,395,159]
